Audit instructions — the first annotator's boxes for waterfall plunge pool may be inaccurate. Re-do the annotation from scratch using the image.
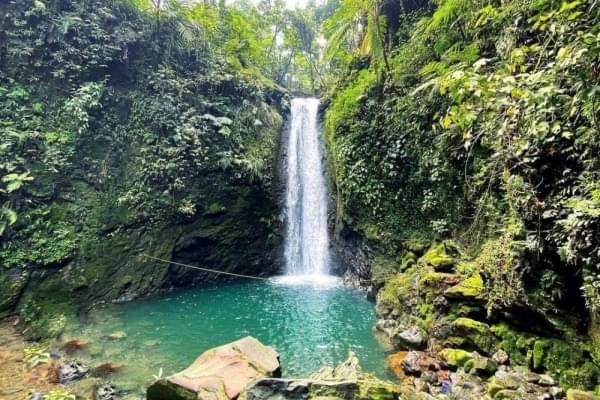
[61,279,391,398]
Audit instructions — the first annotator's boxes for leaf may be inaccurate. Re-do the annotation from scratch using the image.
[1,208,17,226]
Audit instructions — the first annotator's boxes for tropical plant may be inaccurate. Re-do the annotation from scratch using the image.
[323,0,391,73]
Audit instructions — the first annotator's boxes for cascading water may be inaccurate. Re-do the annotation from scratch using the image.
[283,98,332,281]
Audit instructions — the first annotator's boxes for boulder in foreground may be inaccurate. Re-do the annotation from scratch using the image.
[147,336,280,400]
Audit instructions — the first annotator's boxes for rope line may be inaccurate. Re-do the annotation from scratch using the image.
[143,255,268,281]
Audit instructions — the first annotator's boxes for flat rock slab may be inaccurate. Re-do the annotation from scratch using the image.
[147,336,280,400]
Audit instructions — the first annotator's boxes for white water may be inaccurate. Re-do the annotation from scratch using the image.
[283,98,333,284]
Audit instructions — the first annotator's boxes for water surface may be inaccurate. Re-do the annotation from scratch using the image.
[63,279,389,398]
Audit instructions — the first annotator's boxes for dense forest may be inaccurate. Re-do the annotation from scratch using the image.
[0,0,599,399]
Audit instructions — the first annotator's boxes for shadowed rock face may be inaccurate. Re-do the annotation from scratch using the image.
[146,337,280,400]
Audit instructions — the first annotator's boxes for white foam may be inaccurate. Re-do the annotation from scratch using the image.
[270,274,341,288]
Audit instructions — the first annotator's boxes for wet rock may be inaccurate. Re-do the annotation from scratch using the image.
[401,351,443,376]
[493,349,509,365]
[59,360,89,383]
[95,383,117,400]
[147,336,280,400]
[311,351,360,381]
[538,374,556,386]
[393,326,427,350]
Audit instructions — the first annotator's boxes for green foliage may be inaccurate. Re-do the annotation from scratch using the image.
[476,232,525,315]
[24,344,51,368]
[0,0,286,294]
[323,0,391,74]
[325,0,600,331]
[63,82,105,134]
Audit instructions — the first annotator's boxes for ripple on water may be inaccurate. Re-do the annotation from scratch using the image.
[61,280,390,397]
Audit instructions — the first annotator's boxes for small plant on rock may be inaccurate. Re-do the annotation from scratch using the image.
[23,344,50,368]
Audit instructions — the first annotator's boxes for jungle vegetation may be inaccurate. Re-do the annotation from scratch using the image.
[0,0,599,394]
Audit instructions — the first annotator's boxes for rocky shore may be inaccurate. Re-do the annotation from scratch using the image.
[2,313,599,400]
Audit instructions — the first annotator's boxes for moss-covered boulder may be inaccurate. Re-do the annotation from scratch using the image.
[438,348,474,369]
[445,271,485,301]
[377,272,415,313]
[420,242,457,272]
[450,317,497,354]
[490,323,536,366]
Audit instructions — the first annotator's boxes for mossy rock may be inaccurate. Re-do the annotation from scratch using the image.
[445,271,485,301]
[451,317,497,354]
[532,338,585,371]
[463,354,497,376]
[399,252,417,272]
[490,323,536,366]
[438,348,473,368]
[493,389,524,399]
[0,269,29,317]
[371,256,402,287]
[420,242,456,271]
[566,389,599,400]
[357,376,403,400]
[378,272,415,310]
[532,339,599,389]
[405,238,430,255]
[419,271,459,289]
[487,376,519,398]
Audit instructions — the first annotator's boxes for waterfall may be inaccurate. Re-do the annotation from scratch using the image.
[283,98,331,280]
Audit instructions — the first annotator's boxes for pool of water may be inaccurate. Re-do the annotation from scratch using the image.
[62,279,390,398]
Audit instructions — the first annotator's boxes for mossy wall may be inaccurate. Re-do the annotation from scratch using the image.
[0,0,287,324]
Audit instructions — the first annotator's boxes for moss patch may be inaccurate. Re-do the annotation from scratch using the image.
[421,242,456,271]
[445,271,485,300]
[438,348,473,368]
[451,317,497,354]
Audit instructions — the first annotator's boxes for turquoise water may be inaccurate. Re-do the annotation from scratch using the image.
[62,279,390,398]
